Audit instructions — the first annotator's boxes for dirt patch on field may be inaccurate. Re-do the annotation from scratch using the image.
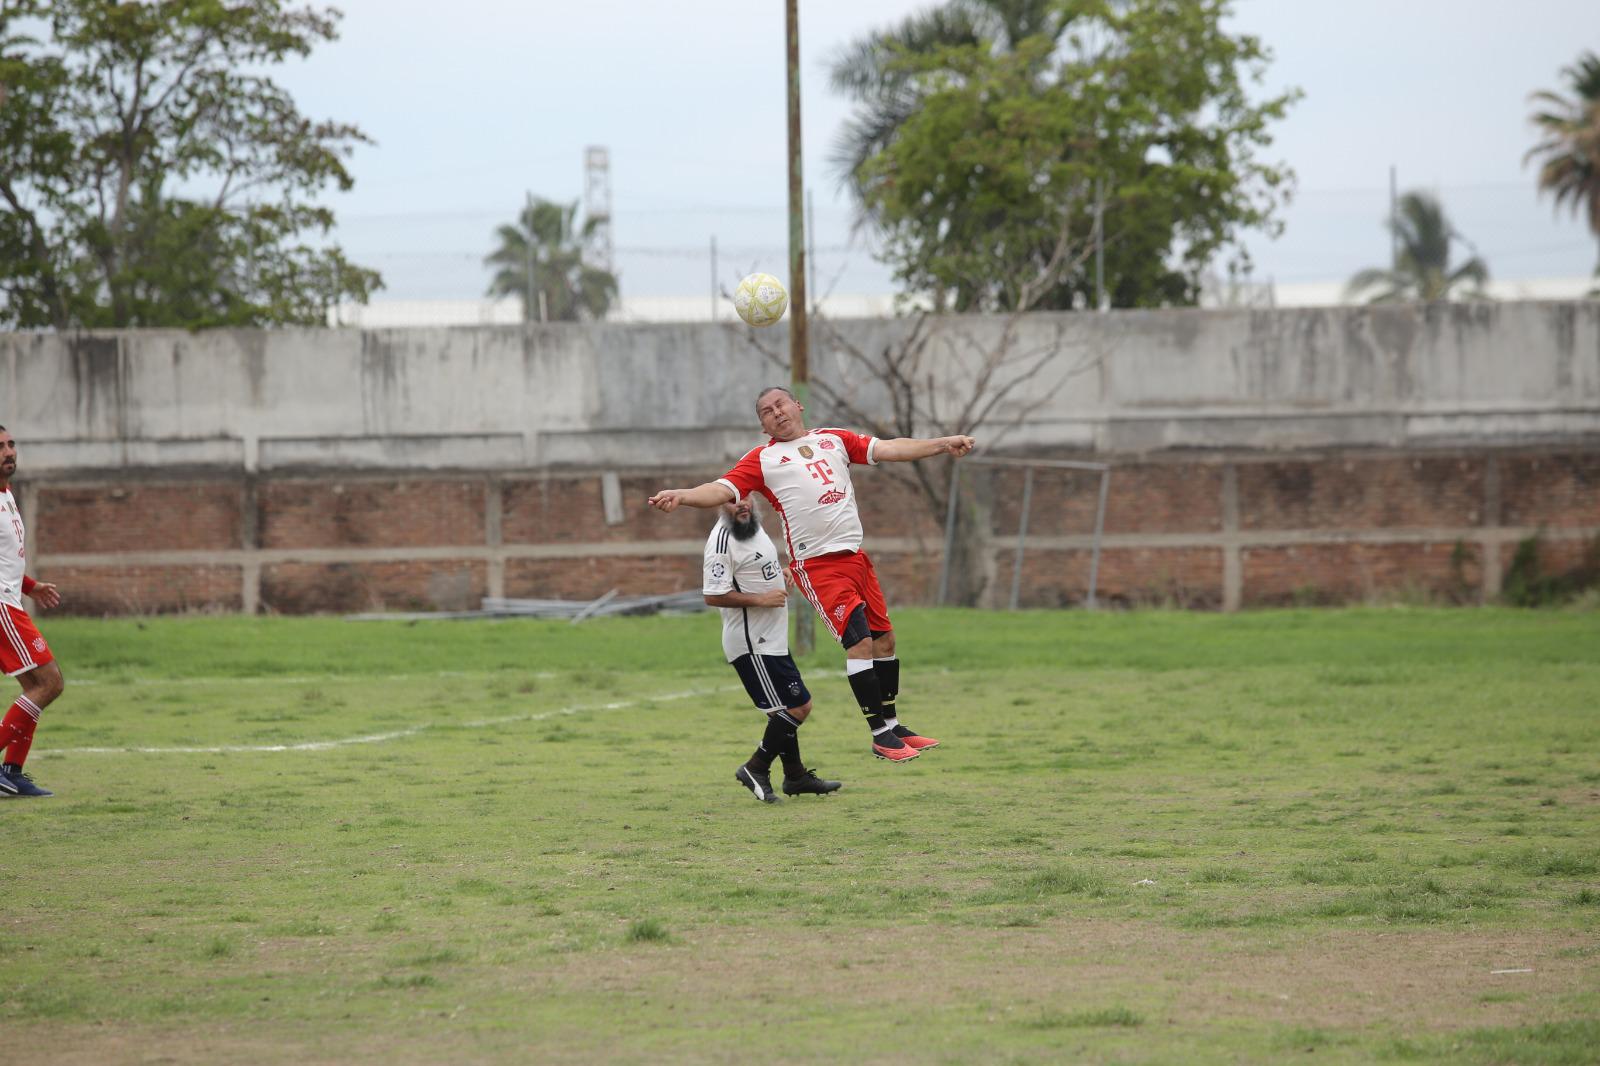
[528,921,1595,1030]
[16,921,1597,1064]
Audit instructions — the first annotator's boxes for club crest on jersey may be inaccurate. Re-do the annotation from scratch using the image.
[798,445,813,459]
[31,637,46,653]
[833,603,848,621]
[818,488,846,505]
[818,438,835,450]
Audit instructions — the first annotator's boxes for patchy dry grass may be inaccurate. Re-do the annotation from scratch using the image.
[6,608,1598,1063]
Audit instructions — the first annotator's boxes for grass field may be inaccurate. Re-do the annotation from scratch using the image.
[6,607,1599,1064]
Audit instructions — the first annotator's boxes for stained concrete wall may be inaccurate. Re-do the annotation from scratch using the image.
[3,301,1596,477]
[4,303,1597,615]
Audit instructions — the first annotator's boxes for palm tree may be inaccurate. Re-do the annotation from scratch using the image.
[1345,191,1489,304]
[484,198,617,322]
[827,0,1068,220]
[1525,50,1600,276]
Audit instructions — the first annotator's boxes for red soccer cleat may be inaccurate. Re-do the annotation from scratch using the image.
[871,741,921,762]
[900,733,940,750]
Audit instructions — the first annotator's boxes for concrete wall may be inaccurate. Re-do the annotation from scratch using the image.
[2,302,1596,614]
[4,301,1597,475]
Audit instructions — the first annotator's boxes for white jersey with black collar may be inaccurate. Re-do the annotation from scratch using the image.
[702,515,788,662]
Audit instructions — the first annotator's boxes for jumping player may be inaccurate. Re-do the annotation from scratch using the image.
[651,386,975,762]
[0,427,64,798]
[703,494,841,803]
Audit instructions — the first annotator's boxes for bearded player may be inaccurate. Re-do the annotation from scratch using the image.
[0,426,64,798]
[651,386,975,762]
[704,493,841,802]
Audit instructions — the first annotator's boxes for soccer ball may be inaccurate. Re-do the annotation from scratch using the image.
[733,273,788,328]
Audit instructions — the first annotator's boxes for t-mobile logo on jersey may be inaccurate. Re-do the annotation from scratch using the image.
[805,459,835,485]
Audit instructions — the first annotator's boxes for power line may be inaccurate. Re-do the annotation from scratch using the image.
[349,243,866,262]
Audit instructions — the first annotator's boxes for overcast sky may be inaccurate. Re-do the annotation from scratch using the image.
[277,0,1600,302]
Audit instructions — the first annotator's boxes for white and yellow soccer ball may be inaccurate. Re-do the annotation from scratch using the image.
[733,272,789,328]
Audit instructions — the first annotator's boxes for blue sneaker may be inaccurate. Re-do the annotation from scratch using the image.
[0,767,52,797]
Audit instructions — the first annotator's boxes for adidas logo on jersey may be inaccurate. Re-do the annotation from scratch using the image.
[779,456,792,464]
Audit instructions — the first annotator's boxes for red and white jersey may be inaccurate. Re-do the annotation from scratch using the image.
[0,489,26,610]
[715,428,877,561]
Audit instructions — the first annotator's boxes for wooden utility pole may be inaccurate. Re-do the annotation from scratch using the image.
[785,0,814,654]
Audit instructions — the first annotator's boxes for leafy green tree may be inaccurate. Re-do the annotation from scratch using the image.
[0,0,379,330]
[1525,50,1600,276]
[484,198,618,322]
[831,0,1297,311]
[828,0,1067,216]
[1345,191,1489,303]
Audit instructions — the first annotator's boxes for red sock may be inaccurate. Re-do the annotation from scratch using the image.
[1,696,41,768]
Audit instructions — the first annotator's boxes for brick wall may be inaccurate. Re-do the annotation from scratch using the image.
[261,560,487,614]
[19,446,1599,615]
[260,480,487,549]
[36,484,242,553]
[1237,457,1485,531]
[42,564,244,614]
[1240,542,1476,607]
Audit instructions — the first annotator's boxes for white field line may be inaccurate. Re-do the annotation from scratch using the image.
[69,670,558,687]
[54,685,736,756]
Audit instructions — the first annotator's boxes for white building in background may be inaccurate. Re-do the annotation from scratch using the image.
[328,292,907,328]
[1263,275,1598,308]
[331,277,1596,328]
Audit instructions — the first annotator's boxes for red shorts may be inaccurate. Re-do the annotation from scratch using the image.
[0,603,53,677]
[790,550,892,643]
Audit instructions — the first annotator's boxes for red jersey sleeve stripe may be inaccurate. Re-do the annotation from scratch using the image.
[816,428,876,465]
[720,445,767,500]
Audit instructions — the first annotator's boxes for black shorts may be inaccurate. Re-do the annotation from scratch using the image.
[730,653,811,712]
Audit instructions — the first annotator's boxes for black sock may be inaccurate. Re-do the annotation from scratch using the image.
[774,710,806,779]
[747,717,778,771]
[875,657,914,736]
[756,711,799,775]
[847,667,901,746]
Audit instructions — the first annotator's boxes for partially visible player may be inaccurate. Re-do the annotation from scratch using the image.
[0,426,64,798]
[652,386,975,763]
[704,494,841,803]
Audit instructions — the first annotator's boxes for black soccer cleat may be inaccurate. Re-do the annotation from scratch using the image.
[0,768,53,797]
[735,764,780,803]
[782,769,842,797]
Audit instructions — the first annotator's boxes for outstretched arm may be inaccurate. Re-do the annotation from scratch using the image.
[874,435,976,463]
[648,482,738,513]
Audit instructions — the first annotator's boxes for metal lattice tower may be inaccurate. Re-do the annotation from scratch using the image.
[583,146,614,275]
